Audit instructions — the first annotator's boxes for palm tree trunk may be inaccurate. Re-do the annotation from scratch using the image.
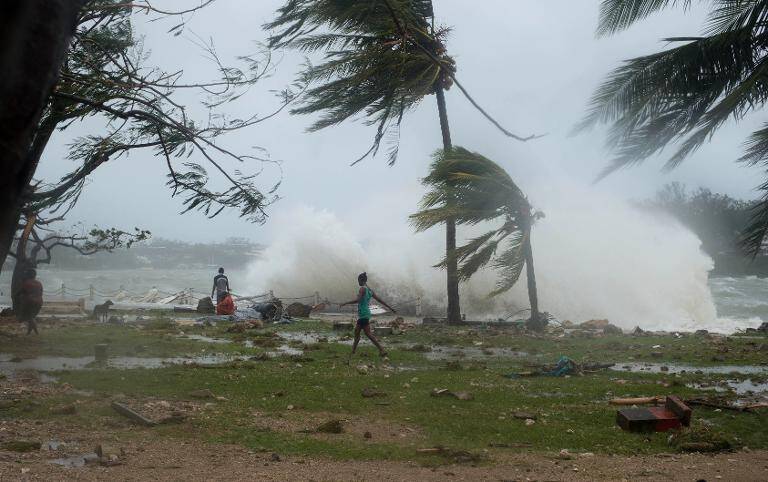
[435,85,461,324]
[523,229,541,329]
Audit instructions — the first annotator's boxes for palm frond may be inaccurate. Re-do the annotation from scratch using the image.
[265,0,448,165]
[580,26,763,177]
[413,146,536,296]
[488,231,527,297]
[597,0,694,36]
[706,1,767,34]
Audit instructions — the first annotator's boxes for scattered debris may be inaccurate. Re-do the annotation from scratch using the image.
[616,396,691,433]
[158,411,188,424]
[189,389,216,399]
[95,444,123,459]
[270,453,281,462]
[316,419,344,434]
[506,356,582,378]
[416,446,481,464]
[579,319,610,330]
[111,401,158,427]
[285,302,312,318]
[603,324,623,335]
[430,388,474,401]
[196,297,216,314]
[361,387,387,398]
[512,412,537,420]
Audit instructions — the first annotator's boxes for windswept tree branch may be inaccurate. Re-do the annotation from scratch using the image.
[380,0,543,142]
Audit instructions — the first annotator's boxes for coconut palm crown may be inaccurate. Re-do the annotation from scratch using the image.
[579,0,768,254]
[410,147,540,298]
[265,0,455,165]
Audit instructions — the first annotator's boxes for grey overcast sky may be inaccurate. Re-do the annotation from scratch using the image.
[35,0,764,243]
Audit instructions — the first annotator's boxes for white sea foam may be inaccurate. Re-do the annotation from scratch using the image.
[244,183,763,334]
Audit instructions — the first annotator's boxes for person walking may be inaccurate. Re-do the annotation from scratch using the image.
[16,268,43,335]
[340,272,396,361]
[211,267,230,304]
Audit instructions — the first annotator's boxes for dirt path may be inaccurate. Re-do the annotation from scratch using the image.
[1,433,767,481]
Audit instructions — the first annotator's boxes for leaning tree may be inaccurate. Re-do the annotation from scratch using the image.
[411,147,545,329]
[0,0,87,268]
[579,0,768,255]
[266,0,538,322]
[1,0,305,272]
[9,214,150,311]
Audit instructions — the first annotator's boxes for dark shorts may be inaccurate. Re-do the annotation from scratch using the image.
[356,318,370,328]
[17,303,41,323]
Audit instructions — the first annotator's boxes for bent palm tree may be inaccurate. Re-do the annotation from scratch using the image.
[266,0,537,324]
[579,0,768,255]
[267,0,460,321]
[410,147,543,328]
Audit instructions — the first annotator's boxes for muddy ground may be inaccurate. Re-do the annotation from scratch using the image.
[1,318,767,480]
[1,429,766,481]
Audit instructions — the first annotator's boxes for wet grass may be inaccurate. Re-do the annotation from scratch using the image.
[1,319,251,359]
[3,318,768,462]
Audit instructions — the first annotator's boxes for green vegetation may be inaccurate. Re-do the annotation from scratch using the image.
[2,319,766,463]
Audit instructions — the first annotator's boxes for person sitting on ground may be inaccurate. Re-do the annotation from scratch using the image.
[216,291,236,316]
[211,267,230,304]
[16,268,43,335]
[340,272,396,361]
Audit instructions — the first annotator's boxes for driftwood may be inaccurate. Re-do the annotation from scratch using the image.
[609,396,768,412]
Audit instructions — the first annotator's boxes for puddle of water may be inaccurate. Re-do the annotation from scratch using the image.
[45,441,64,451]
[610,363,768,375]
[180,334,231,344]
[49,453,99,468]
[0,353,239,375]
[279,332,342,344]
[268,345,304,357]
[425,346,529,361]
[729,379,768,394]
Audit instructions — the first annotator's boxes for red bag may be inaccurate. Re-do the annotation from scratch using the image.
[216,294,235,315]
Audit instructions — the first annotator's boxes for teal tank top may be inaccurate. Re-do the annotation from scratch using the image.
[358,287,372,319]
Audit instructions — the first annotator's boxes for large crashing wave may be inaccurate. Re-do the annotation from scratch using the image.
[245,185,759,333]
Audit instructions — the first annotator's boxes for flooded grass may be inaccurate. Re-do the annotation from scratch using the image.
[2,317,768,462]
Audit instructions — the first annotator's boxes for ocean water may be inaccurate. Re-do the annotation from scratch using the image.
[0,267,765,333]
[709,276,768,324]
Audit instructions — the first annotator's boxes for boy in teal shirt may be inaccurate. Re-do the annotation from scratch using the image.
[340,272,396,360]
